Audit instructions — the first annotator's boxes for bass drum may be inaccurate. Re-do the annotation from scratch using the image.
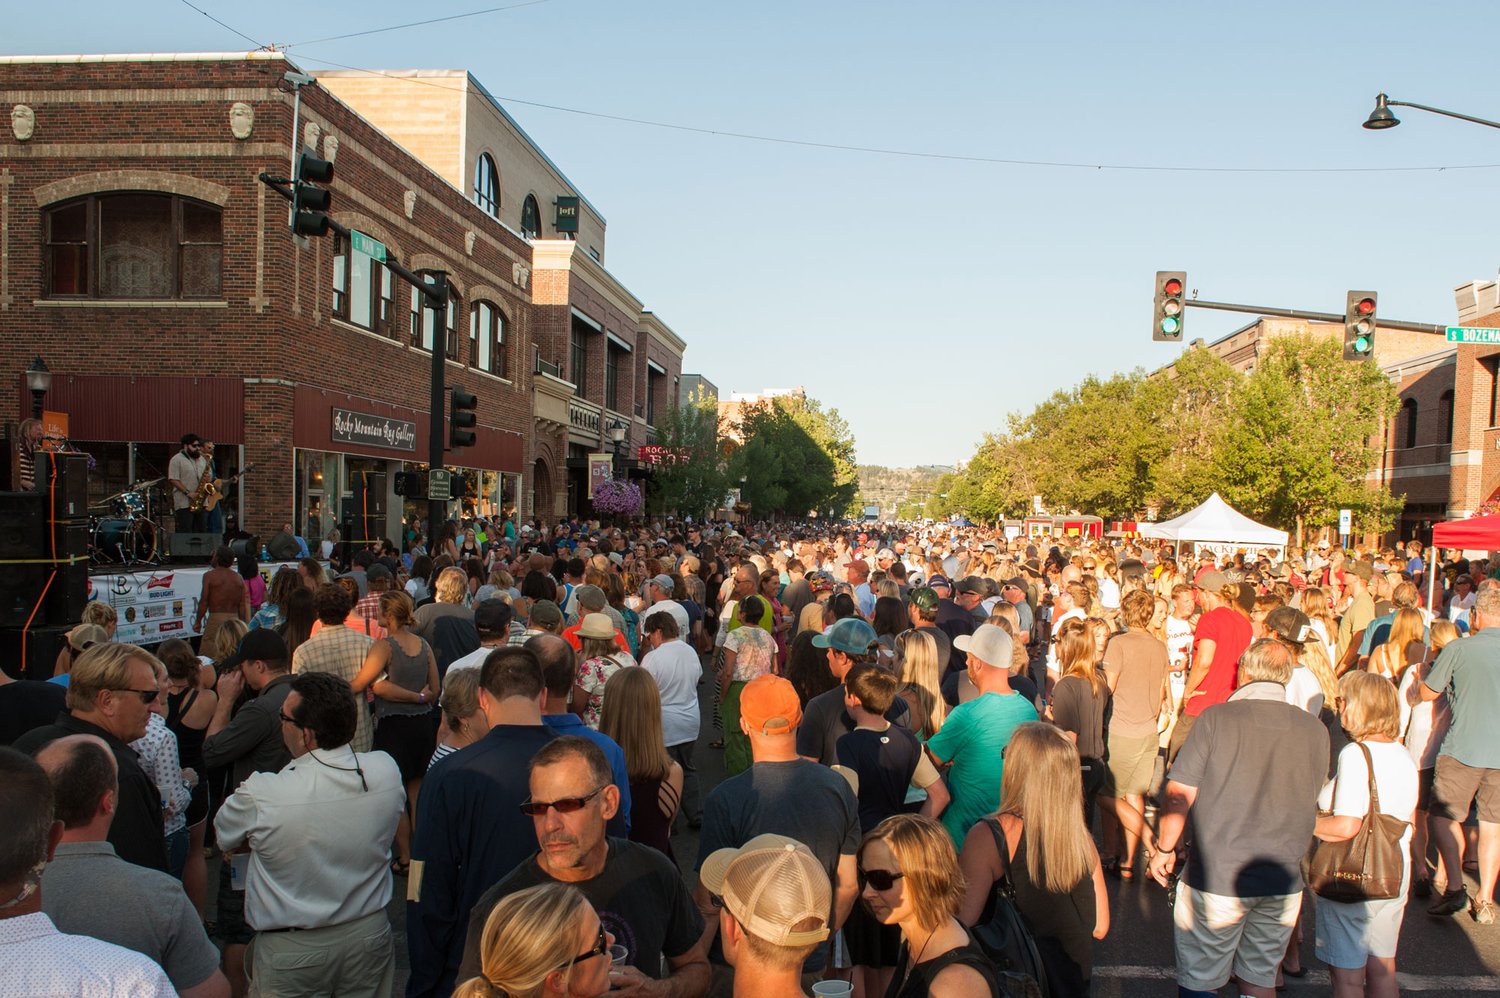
[93,518,158,563]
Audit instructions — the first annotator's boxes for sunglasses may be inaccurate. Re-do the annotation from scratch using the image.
[563,927,609,967]
[519,784,608,817]
[858,868,905,892]
[111,687,161,704]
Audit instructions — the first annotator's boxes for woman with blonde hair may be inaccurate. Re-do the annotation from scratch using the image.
[958,722,1109,996]
[455,883,612,998]
[1398,619,1457,899]
[1048,618,1111,820]
[1303,586,1338,667]
[1368,608,1425,684]
[894,628,944,741]
[859,814,999,997]
[1313,671,1417,997]
[598,668,683,861]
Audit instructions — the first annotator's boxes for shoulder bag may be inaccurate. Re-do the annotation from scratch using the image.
[1306,741,1408,903]
[970,817,1048,998]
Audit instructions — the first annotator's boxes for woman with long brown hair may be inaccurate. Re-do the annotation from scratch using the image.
[1047,618,1111,822]
[598,667,682,861]
[353,590,438,875]
[959,722,1109,996]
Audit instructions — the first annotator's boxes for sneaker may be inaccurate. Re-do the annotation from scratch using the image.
[1474,898,1497,925]
[1429,887,1469,917]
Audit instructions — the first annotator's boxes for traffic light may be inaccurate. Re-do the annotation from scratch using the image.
[1153,271,1186,341]
[292,149,334,237]
[449,385,477,449]
[1343,291,1377,361]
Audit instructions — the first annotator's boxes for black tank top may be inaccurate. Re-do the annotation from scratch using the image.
[887,930,1000,998]
[1008,828,1095,992]
[165,687,205,771]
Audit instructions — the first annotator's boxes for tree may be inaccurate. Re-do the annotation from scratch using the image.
[1137,345,1241,517]
[730,394,858,519]
[1212,334,1399,544]
[644,395,731,519]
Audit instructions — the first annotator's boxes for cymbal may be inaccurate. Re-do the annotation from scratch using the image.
[133,477,164,490]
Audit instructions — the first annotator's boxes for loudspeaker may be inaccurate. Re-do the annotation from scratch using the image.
[0,492,45,559]
[354,471,387,516]
[169,532,218,562]
[39,452,89,521]
[0,623,71,681]
[0,566,49,630]
[228,535,260,561]
[47,560,87,625]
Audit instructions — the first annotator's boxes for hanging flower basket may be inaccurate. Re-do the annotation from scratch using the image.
[592,478,643,516]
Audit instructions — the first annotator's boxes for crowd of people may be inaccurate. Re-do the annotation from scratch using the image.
[1,514,1497,998]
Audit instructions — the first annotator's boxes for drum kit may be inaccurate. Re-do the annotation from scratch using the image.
[90,479,164,564]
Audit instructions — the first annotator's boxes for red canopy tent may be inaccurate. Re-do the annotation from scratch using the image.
[1428,514,1500,610]
[1432,513,1500,549]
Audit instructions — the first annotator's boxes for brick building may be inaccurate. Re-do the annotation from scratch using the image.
[0,52,687,545]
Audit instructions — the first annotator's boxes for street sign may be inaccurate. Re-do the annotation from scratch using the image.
[1339,508,1352,535]
[1446,325,1500,345]
[350,230,387,263]
[428,469,452,501]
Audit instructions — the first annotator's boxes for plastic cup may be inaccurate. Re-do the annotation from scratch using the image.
[811,982,852,997]
[608,944,629,966]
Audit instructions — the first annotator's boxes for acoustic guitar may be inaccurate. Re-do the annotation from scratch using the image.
[191,464,256,513]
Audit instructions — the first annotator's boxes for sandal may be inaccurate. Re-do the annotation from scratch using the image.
[1118,864,1136,882]
[1101,856,1121,878]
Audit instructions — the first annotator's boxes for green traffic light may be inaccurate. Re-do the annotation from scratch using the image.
[1354,335,1372,354]
[1161,316,1181,336]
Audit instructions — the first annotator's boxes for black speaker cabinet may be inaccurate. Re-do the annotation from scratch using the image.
[169,532,219,562]
[0,623,72,681]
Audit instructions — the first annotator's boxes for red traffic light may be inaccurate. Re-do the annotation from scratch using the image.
[1163,278,1183,296]
[1355,297,1375,316]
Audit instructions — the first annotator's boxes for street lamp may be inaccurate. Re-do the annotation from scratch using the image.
[606,418,626,473]
[1363,92,1500,131]
[24,357,50,420]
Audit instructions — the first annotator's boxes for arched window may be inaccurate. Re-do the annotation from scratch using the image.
[45,193,222,299]
[1401,398,1419,449]
[470,300,507,377]
[474,154,499,218]
[410,275,458,356]
[1440,389,1455,444]
[520,194,542,239]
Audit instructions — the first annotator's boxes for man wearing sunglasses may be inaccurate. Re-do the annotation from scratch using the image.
[458,736,708,997]
[14,643,170,873]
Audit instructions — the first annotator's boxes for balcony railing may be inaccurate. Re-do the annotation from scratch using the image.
[534,348,562,379]
[570,397,601,434]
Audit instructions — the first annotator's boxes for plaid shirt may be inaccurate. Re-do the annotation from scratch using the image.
[292,624,376,752]
[354,591,383,625]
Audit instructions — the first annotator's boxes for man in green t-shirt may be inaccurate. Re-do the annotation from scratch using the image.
[926,623,1038,846]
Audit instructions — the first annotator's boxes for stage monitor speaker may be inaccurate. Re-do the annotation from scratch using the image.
[0,623,72,681]
[228,535,260,561]
[0,566,48,630]
[0,492,46,559]
[169,532,219,562]
[39,452,90,521]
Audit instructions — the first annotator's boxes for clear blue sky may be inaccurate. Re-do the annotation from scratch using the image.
[12,1,1500,466]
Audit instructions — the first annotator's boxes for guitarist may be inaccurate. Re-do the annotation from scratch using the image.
[202,441,228,538]
[168,433,208,533]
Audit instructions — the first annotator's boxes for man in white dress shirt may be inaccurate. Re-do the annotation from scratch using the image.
[214,672,404,998]
[0,746,174,998]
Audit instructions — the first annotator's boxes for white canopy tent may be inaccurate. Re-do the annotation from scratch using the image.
[1137,492,1288,555]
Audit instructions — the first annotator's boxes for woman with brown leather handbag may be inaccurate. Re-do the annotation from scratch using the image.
[1310,671,1418,998]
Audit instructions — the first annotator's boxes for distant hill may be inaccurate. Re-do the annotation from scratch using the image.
[856,465,951,516]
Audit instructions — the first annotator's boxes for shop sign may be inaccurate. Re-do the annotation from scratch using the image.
[331,408,417,452]
[637,445,692,466]
[587,453,613,498]
[555,196,580,233]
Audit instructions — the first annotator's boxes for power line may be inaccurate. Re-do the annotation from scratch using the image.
[289,0,554,47]
[177,0,267,50]
[286,55,1500,176]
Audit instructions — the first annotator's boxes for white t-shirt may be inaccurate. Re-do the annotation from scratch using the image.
[1317,740,1419,879]
[641,638,702,748]
[643,600,691,641]
[1397,665,1452,771]
[1165,615,1194,671]
[1097,577,1121,609]
[1284,666,1324,716]
[1047,607,1086,675]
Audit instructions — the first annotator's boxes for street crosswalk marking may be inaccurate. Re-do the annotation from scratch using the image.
[1095,964,1500,992]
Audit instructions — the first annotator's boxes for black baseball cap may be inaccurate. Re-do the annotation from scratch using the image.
[222,628,288,669]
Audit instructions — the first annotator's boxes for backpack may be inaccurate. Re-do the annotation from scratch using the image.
[969,817,1048,998]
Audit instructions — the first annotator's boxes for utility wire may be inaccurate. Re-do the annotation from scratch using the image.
[177,0,267,50]
[288,54,1500,175]
[289,0,554,47]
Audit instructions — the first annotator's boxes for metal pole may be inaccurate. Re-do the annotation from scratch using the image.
[1184,298,1447,335]
[1388,99,1500,132]
[425,271,450,546]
